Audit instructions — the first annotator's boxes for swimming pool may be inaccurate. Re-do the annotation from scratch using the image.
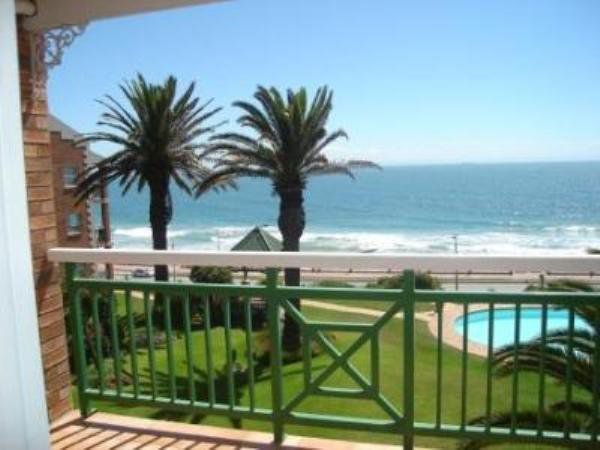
[454,307,590,349]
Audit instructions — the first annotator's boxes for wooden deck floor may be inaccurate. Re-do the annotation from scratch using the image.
[50,411,409,449]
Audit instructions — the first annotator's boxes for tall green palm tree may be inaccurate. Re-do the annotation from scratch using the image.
[196,85,379,351]
[76,74,222,282]
[460,285,600,449]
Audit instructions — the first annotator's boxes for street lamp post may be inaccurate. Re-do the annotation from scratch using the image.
[452,235,459,291]
[171,240,176,280]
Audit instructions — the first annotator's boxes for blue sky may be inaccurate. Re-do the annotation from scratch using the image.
[49,0,600,165]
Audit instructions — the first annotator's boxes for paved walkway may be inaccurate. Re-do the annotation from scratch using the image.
[302,300,432,322]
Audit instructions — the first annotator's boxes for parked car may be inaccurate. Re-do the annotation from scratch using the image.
[132,268,152,278]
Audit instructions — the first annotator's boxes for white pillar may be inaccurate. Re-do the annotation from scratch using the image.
[0,1,51,448]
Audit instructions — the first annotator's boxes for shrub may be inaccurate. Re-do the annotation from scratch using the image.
[189,266,233,284]
[253,329,335,364]
[258,274,283,286]
[366,272,441,290]
[189,265,266,330]
[526,278,595,292]
[316,279,354,288]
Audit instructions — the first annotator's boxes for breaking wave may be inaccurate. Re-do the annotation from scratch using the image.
[111,224,600,255]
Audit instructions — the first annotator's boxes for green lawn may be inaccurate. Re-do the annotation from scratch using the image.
[78,295,573,449]
[309,280,433,313]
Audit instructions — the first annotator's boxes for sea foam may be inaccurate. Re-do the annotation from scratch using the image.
[112,225,594,255]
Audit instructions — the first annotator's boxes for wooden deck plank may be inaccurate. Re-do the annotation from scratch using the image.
[50,411,413,449]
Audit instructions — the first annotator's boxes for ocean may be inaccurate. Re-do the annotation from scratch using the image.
[108,161,600,255]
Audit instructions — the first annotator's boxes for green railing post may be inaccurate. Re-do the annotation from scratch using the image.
[402,270,415,450]
[66,263,90,417]
[266,267,284,444]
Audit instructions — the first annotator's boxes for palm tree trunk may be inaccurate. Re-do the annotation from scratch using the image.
[277,187,305,353]
[99,175,114,279]
[149,180,170,282]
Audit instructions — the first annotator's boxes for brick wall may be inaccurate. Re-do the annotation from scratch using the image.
[49,130,93,248]
[18,19,71,421]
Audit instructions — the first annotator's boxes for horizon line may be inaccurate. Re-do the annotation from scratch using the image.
[377,159,600,168]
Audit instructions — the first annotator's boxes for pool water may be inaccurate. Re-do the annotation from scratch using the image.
[454,307,590,349]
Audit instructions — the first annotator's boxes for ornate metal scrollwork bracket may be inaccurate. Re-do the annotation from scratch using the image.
[31,24,87,84]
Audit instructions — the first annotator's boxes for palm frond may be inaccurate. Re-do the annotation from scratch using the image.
[194,166,265,197]
[458,409,588,450]
[494,343,593,391]
[77,74,223,204]
[198,85,379,198]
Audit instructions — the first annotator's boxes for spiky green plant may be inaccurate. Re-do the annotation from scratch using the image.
[76,74,222,281]
[196,85,379,351]
[460,299,599,449]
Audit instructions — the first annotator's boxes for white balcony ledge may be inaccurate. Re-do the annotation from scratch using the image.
[48,247,600,274]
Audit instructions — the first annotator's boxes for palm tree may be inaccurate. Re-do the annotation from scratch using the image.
[460,289,599,449]
[76,74,222,282]
[196,85,379,351]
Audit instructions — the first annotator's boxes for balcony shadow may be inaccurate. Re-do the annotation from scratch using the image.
[51,412,344,449]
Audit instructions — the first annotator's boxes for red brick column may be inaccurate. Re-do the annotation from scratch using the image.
[18,19,71,421]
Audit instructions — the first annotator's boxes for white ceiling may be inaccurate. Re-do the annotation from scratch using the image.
[23,0,229,30]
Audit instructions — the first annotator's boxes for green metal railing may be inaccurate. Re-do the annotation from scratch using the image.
[65,263,600,449]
